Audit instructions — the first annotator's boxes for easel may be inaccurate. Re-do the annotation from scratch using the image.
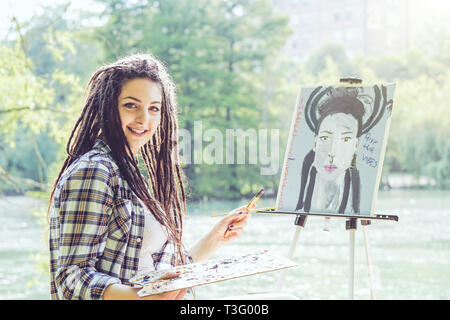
[265,78,398,299]
[257,210,398,300]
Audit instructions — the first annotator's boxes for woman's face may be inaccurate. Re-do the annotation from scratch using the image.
[313,113,359,181]
[118,77,162,156]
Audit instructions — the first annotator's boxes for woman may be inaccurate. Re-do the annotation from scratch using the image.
[48,54,250,300]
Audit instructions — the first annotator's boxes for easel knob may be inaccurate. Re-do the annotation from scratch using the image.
[294,214,307,227]
[345,218,357,230]
[340,77,362,85]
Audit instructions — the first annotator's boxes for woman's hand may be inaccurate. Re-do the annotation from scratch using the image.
[140,288,188,300]
[103,283,187,300]
[189,204,253,262]
[210,204,253,243]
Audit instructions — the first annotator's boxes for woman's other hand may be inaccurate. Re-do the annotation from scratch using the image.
[103,283,188,300]
[141,288,188,300]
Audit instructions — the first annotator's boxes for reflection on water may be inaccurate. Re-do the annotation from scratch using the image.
[1,190,449,299]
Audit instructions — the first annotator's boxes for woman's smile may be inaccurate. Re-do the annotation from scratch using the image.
[127,126,149,137]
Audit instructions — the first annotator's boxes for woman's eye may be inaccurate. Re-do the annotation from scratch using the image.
[124,103,136,109]
[319,136,328,141]
[343,137,352,142]
[149,106,160,112]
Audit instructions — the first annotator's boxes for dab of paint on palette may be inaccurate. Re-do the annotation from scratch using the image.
[129,249,297,297]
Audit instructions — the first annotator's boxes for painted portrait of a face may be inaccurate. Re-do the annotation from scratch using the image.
[292,86,392,214]
[313,113,359,182]
[277,84,394,216]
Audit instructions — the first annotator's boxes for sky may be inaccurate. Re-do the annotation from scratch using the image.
[1,0,449,41]
[0,0,103,40]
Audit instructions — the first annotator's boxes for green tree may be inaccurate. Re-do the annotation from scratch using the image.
[94,0,291,199]
[305,43,356,77]
[0,14,85,192]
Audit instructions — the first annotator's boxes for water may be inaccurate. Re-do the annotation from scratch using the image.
[1,190,449,300]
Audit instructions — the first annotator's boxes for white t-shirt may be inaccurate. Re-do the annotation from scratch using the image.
[137,199,168,272]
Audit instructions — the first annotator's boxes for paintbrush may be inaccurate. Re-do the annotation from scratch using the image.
[223,188,265,237]
[210,206,276,217]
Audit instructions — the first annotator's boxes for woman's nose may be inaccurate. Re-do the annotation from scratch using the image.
[135,109,149,123]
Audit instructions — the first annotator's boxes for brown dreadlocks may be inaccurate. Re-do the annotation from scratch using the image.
[48,53,187,264]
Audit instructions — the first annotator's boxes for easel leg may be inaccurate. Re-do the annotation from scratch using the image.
[277,215,307,292]
[362,220,376,300]
[348,228,355,300]
[346,218,357,300]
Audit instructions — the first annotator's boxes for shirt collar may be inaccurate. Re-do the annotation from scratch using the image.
[93,138,113,155]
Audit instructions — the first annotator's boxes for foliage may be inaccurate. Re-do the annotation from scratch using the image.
[305,42,356,77]
[0,0,449,199]
[94,0,291,199]
[388,73,450,188]
[0,21,84,193]
[0,44,55,143]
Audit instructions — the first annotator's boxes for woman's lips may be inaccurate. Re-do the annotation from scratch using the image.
[127,126,149,137]
[324,164,337,172]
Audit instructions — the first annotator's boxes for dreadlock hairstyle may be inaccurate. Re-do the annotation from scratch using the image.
[48,53,187,264]
[295,84,393,214]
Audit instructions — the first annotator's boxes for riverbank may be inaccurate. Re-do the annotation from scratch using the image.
[1,189,450,299]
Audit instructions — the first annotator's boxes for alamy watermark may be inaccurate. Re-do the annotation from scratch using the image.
[177,121,280,176]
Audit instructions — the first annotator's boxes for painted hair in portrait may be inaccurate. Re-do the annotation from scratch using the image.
[276,84,395,216]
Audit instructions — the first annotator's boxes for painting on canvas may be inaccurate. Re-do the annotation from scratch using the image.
[276,84,395,216]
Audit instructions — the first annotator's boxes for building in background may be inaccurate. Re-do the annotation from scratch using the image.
[273,0,411,60]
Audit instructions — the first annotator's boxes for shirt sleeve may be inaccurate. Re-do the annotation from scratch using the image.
[54,160,121,300]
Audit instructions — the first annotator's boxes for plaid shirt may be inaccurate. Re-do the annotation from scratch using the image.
[49,139,189,300]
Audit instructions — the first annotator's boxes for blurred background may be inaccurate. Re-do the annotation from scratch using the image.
[0,0,449,300]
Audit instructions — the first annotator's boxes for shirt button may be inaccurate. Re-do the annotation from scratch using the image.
[136,237,142,243]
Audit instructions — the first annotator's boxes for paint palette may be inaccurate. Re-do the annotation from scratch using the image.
[129,249,297,297]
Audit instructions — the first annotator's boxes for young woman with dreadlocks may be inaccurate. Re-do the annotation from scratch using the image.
[48,54,251,300]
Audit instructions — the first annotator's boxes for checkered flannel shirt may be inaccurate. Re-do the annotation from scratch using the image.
[49,139,190,300]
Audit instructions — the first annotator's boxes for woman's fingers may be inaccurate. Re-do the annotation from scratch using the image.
[174,288,188,300]
[152,288,187,300]
[229,218,248,230]
[224,217,248,239]
[218,205,252,240]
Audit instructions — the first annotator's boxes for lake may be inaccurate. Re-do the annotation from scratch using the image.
[1,189,449,300]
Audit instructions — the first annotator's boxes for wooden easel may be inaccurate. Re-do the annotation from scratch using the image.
[257,209,398,299]
[267,78,398,299]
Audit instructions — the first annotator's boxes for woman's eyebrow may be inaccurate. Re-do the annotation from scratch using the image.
[319,130,333,134]
[342,131,354,135]
[122,96,161,104]
[122,96,141,103]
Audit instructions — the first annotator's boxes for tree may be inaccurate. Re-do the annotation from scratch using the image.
[94,0,291,199]
[305,43,356,77]
[0,12,85,193]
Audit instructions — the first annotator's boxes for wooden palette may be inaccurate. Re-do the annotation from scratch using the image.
[129,249,297,297]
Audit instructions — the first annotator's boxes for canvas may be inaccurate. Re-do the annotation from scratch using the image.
[276,84,395,216]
